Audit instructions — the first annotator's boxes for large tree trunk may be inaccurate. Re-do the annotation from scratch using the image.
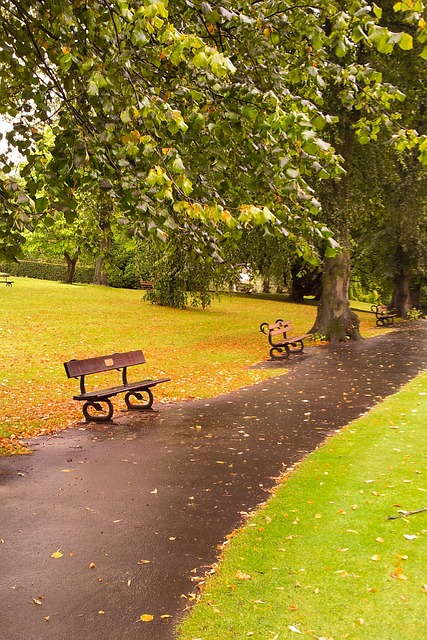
[409,283,421,310]
[63,248,80,285]
[262,276,270,293]
[311,251,361,342]
[311,113,361,342]
[93,255,109,285]
[391,245,412,318]
[391,274,411,318]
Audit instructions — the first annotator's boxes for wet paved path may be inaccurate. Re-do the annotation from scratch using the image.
[1,321,427,640]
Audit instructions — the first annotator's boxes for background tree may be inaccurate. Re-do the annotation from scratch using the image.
[25,196,101,283]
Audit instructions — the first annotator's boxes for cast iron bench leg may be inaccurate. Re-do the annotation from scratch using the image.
[270,344,291,360]
[83,399,114,422]
[125,389,154,410]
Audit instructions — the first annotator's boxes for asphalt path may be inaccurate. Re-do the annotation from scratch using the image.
[1,321,427,640]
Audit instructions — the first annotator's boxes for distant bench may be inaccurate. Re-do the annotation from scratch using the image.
[260,319,311,360]
[140,281,153,290]
[0,272,13,287]
[64,350,170,422]
[371,304,397,327]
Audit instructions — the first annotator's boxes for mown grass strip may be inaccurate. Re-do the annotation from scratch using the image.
[177,372,427,640]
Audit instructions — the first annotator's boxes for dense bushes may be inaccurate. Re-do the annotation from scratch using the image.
[0,260,94,284]
[107,242,147,290]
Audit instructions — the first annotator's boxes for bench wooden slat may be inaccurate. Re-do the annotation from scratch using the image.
[268,321,291,330]
[64,350,146,378]
[73,377,171,401]
[270,325,295,337]
[271,334,310,346]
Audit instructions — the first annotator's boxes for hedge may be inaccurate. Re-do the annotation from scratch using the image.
[0,260,95,284]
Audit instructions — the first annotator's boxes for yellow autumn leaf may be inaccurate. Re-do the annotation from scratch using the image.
[140,614,154,622]
[392,568,408,581]
[62,46,71,54]
[370,555,381,562]
[236,570,252,580]
[51,550,63,559]
[160,614,172,619]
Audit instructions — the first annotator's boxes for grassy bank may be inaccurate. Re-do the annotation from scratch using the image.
[1,277,380,452]
[177,372,427,640]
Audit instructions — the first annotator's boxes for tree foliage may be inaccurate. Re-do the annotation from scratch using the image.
[1,0,427,317]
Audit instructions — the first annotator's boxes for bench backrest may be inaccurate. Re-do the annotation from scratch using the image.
[64,350,146,379]
[269,320,293,335]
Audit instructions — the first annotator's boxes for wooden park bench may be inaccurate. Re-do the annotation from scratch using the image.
[0,272,13,286]
[260,319,311,360]
[371,304,397,327]
[140,281,153,290]
[64,350,170,422]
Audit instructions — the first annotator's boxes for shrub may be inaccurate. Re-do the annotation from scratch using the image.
[0,260,94,283]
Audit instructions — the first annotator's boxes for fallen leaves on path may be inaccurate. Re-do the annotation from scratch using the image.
[139,614,154,622]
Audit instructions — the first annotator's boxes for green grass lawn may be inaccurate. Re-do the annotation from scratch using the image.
[1,277,380,452]
[177,372,427,640]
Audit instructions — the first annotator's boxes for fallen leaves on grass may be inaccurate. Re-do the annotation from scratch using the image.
[236,570,252,581]
[391,567,408,581]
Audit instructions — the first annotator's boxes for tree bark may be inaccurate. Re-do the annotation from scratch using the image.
[311,112,362,341]
[391,245,412,318]
[311,251,361,342]
[391,273,411,318]
[409,283,421,310]
[93,255,109,285]
[262,276,270,293]
[63,248,80,285]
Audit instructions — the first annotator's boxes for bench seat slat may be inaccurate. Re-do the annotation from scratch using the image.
[272,333,310,346]
[73,377,171,401]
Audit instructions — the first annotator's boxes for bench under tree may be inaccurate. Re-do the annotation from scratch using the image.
[260,319,311,360]
[371,304,397,327]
